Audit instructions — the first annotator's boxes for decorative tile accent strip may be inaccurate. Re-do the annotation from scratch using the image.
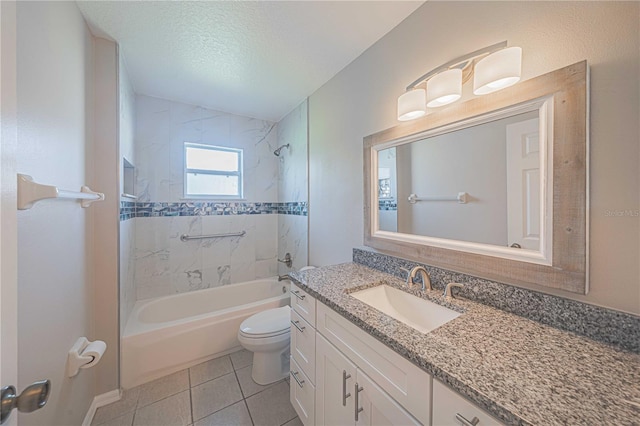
[120,201,136,221]
[378,199,397,211]
[353,247,640,353]
[120,201,307,221]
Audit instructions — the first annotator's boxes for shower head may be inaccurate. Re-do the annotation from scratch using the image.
[273,144,290,157]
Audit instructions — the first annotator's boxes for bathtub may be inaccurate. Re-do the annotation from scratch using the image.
[122,278,290,388]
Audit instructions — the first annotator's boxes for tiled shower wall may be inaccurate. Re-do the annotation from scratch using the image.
[123,96,308,301]
[277,100,308,274]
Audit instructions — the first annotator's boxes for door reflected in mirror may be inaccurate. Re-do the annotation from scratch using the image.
[377,109,546,253]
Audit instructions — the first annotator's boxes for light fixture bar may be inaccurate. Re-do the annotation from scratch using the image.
[405,40,508,91]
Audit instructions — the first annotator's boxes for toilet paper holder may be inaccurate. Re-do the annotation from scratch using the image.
[66,337,107,378]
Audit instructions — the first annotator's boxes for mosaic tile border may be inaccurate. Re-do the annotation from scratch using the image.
[353,247,640,354]
[120,200,307,221]
[378,199,397,211]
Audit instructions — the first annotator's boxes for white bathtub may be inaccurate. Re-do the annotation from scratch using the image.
[122,278,290,388]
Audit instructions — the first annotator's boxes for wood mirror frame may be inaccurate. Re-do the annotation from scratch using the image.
[364,61,588,294]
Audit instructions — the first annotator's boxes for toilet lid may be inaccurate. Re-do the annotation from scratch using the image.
[239,306,291,337]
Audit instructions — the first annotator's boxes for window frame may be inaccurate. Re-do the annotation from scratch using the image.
[183,142,244,199]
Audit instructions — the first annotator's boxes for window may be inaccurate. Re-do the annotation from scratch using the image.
[184,143,243,198]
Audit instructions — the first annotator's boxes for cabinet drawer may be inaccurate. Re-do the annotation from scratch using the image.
[291,283,316,327]
[432,379,505,426]
[290,356,316,426]
[317,302,431,426]
[291,309,316,384]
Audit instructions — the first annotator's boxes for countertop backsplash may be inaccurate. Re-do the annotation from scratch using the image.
[353,247,640,354]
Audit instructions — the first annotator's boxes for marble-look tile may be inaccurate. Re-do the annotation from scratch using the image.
[201,265,231,288]
[137,370,190,408]
[230,260,256,284]
[93,411,135,426]
[191,373,243,421]
[92,388,139,425]
[189,355,234,387]
[133,390,191,426]
[255,258,278,279]
[255,215,278,261]
[193,401,252,426]
[236,365,281,398]
[245,381,296,426]
[230,349,253,370]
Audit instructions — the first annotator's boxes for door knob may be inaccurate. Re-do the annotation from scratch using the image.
[1,380,51,424]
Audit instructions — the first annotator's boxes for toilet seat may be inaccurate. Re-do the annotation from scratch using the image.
[239,306,290,339]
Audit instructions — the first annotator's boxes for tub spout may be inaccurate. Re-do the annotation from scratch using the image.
[278,274,290,282]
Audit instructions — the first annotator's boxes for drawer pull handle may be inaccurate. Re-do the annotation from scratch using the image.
[291,320,306,333]
[291,290,306,300]
[354,383,363,421]
[342,370,352,406]
[291,370,305,388]
[455,413,480,426]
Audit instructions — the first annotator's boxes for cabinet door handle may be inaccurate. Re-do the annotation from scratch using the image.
[354,383,363,421]
[342,370,352,406]
[290,320,305,333]
[290,370,305,388]
[291,290,306,300]
[455,413,480,426]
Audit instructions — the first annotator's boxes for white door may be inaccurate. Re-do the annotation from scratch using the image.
[506,118,541,251]
[315,334,357,426]
[1,2,19,424]
[355,369,420,426]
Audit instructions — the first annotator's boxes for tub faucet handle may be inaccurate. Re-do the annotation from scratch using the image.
[278,253,292,268]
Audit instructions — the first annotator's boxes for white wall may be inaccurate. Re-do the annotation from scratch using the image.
[309,1,640,314]
[15,2,96,423]
[277,100,308,273]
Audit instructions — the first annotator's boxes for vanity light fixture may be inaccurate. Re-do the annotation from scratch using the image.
[397,88,427,121]
[396,41,522,121]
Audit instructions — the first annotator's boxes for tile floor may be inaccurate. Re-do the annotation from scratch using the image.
[92,349,301,426]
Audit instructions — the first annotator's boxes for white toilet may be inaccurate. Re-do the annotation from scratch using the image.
[238,305,291,385]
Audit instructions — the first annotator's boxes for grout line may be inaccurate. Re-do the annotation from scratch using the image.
[234,368,255,426]
[188,367,194,426]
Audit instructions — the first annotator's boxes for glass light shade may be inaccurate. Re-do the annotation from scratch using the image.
[473,47,522,95]
[397,89,426,121]
[426,68,462,108]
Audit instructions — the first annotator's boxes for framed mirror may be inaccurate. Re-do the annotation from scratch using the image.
[364,61,588,294]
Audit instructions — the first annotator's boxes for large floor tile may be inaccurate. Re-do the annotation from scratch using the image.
[92,389,140,425]
[190,355,234,386]
[193,401,253,426]
[245,381,297,426]
[230,349,253,370]
[133,390,192,426]
[282,417,303,426]
[191,372,243,421]
[236,365,281,398]
[137,369,190,407]
[94,411,135,426]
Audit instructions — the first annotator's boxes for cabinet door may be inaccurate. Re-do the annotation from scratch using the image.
[355,369,421,426]
[316,334,357,426]
[432,379,505,426]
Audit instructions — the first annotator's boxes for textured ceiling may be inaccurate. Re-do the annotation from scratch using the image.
[77,1,424,121]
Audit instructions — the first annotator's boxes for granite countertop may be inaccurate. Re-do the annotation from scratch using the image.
[289,263,640,426]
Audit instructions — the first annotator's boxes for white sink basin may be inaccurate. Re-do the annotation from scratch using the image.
[350,285,461,333]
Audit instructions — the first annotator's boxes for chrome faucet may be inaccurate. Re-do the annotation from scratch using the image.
[278,274,291,282]
[406,266,432,291]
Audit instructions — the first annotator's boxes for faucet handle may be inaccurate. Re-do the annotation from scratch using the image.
[399,267,412,283]
[444,282,464,298]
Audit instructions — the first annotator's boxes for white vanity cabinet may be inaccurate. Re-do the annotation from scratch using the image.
[316,334,420,426]
[315,302,430,425]
[290,283,317,425]
[432,379,505,426]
